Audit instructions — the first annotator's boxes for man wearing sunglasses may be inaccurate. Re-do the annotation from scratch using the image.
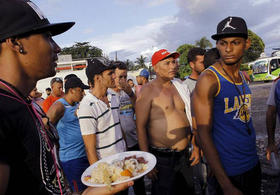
[192,16,260,195]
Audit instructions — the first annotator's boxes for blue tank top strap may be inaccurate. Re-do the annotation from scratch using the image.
[57,98,69,106]
[207,66,221,97]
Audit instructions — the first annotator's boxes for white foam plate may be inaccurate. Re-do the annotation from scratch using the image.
[81,151,156,187]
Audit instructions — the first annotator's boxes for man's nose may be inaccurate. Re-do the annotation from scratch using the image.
[225,44,233,53]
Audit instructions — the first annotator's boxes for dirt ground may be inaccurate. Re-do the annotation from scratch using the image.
[250,82,280,195]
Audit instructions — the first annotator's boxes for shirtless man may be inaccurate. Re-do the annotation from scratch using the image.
[136,49,198,195]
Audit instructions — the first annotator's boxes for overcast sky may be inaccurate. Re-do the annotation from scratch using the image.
[33,0,280,61]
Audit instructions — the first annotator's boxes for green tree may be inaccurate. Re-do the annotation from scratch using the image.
[125,59,136,71]
[195,36,213,49]
[135,55,147,69]
[60,42,103,59]
[176,44,195,78]
[243,29,265,63]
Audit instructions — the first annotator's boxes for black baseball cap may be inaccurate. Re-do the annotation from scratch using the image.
[211,16,248,40]
[65,77,89,91]
[0,0,75,42]
[85,57,115,81]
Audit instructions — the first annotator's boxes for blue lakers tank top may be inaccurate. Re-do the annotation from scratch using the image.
[208,66,258,176]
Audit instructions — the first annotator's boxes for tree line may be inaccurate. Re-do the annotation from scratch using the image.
[60,29,265,78]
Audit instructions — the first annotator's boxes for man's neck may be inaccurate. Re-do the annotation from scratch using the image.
[64,94,75,106]
[51,93,61,98]
[219,60,242,81]
[188,72,199,80]
[0,75,36,98]
[112,87,121,93]
[91,85,108,99]
[220,60,240,74]
[155,77,173,87]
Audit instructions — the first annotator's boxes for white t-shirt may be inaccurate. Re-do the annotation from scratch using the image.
[267,80,278,106]
[108,89,138,148]
[77,93,126,159]
[183,77,197,94]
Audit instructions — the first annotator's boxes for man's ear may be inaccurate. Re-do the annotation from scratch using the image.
[5,38,23,54]
[245,38,251,50]
[94,74,101,83]
[189,61,195,69]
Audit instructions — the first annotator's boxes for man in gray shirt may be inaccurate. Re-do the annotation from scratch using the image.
[184,47,206,93]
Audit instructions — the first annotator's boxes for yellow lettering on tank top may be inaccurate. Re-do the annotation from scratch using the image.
[233,96,240,111]
[245,94,251,107]
[224,97,233,114]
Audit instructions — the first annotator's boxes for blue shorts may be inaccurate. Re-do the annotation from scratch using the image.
[61,156,89,192]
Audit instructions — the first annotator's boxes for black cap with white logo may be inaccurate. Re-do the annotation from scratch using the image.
[0,0,75,41]
[211,16,248,40]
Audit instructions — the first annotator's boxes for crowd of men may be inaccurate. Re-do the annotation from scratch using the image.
[1,1,280,195]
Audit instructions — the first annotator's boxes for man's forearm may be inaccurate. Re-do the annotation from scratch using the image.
[266,106,277,144]
[137,127,149,152]
[85,148,98,165]
[198,127,233,190]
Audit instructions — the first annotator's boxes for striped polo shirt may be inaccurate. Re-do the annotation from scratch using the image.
[77,92,126,159]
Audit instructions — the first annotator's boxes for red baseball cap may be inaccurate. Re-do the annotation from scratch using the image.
[151,49,180,66]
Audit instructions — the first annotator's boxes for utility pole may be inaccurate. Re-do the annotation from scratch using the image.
[115,51,118,61]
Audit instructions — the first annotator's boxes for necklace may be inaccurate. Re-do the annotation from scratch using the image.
[0,79,64,194]
[220,63,252,135]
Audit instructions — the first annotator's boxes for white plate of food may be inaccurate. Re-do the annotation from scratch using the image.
[81,151,156,187]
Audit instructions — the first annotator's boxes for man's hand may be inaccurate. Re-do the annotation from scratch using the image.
[119,79,133,95]
[266,143,278,160]
[189,148,200,166]
[82,181,134,195]
[223,185,243,195]
[147,168,158,181]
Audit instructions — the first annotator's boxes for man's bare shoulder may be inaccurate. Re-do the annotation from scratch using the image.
[138,80,158,97]
[198,68,218,86]
[48,100,65,114]
[195,67,219,96]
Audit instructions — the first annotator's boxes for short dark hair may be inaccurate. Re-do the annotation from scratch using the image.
[127,79,133,82]
[64,74,77,81]
[111,61,127,70]
[203,48,220,69]
[46,87,51,91]
[187,47,206,64]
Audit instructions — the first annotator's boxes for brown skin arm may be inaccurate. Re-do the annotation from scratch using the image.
[192,70,242,194]
[266,105,278,160]
[189,115,201,166]
[135,85,152,152]
[46,101,65,125]
[82,134,98,165]
[135,85,158,180]
[0,163,9,195]
[189,134,200,166]
[82,180,133,195]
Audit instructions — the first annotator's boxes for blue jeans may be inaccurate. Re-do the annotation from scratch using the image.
[61,156,89,192]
